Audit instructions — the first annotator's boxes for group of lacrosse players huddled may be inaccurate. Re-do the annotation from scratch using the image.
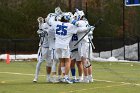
[33,7,95,84]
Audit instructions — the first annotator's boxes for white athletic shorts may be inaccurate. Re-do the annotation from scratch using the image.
[56,48,70,58]
[71,51,81,61]
[37,47,52,66]
[51,48,59,62]
[78,42,89,58]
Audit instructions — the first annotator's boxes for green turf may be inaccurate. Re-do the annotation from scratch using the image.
[0,61,140,93]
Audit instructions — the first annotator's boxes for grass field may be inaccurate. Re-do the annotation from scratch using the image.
[0,61,140,93]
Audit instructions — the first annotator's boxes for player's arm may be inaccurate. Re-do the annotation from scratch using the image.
[37,23,49,37]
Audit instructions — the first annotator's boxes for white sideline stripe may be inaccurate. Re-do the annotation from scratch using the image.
[0,72,45,76]
[95,79,140,86]
[69,83,128,93]
[0,71,140,86]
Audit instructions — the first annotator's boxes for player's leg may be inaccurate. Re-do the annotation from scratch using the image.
[70,51,77,82]
[76,60,83,81]
[33,47,43,82]
[87,43,93,82]
[56,48,65,81]
[62,48,73,84]
[56,48,72,84]
[75,51,83,82]
[51,60,60,83]
[78,43,89,83]
[70,59,76,80]
[60,59,65,78]
[64,58,73,84]
[88,65,93,82]
[58,62,62,81]
[59,58,65,82]
[46,65,51,82]
[45,49,52,82]
[33,60,43,82]
[81,57,89,83]
[51,49,60,83]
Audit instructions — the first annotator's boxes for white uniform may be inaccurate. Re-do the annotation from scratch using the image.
[49,19,89,58]
[69,34,81,61]
[34,23,52,81]
[76,20,92,58]
[37,23,52,65]
[48,25,59,72]
[48,26,58,60]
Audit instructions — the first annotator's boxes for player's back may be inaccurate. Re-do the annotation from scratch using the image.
[51,21,78,49]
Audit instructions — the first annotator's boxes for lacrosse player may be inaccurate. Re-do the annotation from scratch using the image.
[73,9,94,83]
[33,17,52,83]
[46,12,92,84]
[45,8,63,83]
[70,33,83,82]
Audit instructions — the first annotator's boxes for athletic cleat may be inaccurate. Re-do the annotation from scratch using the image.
[77,78,83,83]
[58,78,62,82]
[88,76,94,82]
[51,77,59,83]
[33,79,37,83]
[65,78,73,84]
[60,78,66,82]
[82,78,89,83]
[46,78,51,82]
[89,78,94,82]
[71,79,79,83]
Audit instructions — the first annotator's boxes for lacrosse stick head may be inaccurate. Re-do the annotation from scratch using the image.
[94,18,103,27]
[55,7,63,15]
[37,17,44,23]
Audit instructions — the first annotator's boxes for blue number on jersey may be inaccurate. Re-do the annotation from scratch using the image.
[56,23,67,36]
[72,34,78,41]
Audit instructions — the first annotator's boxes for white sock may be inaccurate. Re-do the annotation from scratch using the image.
[73,76,76,79]
[84,76,88,79]
[58,75,61,79]
[79,76,83,80]
[61,67,65,74]
[88,75,92,78]
[64,75,68,79]
[47,74,50,79]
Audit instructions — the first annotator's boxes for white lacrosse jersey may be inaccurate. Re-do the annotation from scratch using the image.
[69,34,78,51]
[49,21,89,49]
[77,20,89,43]
[48,27,55,50]
[38,23,49,48]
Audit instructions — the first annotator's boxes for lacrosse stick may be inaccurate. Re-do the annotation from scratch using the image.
[74,18,103,46]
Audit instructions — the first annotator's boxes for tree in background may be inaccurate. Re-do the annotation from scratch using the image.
[0,0,140,39]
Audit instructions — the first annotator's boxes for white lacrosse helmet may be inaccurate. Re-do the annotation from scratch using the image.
[45,13,56,25]
[37,17,44,23]
[55,7,63,15]
[63,12,74,22]
[74,9,85,20]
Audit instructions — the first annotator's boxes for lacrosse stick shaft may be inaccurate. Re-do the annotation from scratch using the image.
[38,36,45,56]
[89,38,95,49]
[74,29,91,46]
[74,18,103,46]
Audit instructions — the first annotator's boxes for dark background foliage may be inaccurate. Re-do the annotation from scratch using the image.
[0,0,140,39]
